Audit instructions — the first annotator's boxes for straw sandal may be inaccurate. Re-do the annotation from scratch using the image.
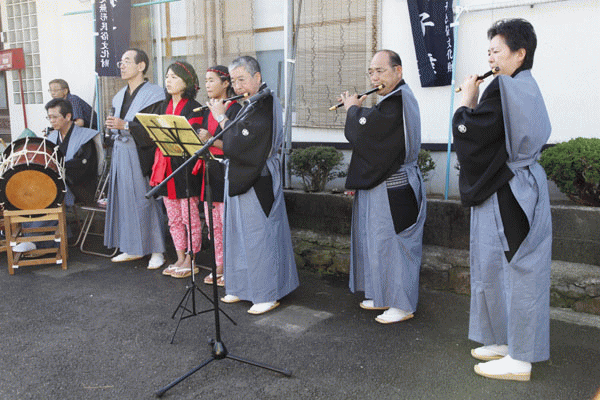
[171,265,200,279]
[204,273,224,287]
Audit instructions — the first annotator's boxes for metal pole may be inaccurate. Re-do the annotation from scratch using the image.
[64,0,183,16]
[283,0,302,188]
[283,0,293,187]
[444,1,461,200]
[18,69,27,129]
[152,3,164,85]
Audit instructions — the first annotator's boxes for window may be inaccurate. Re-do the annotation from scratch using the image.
[295,0,379,127]
[5,0,42,105]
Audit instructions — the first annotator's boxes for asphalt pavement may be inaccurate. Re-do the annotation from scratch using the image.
[1,247,599,400]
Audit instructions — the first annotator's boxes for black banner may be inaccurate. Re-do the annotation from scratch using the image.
[95,0,131,77]
[407,0,454,87]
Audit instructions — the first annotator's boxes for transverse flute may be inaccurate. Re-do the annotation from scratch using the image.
[455,67,500,93]
[193,93,249,112]
[329,84,385,111]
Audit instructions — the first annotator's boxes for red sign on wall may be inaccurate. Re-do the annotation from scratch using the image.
[0,48,26,71]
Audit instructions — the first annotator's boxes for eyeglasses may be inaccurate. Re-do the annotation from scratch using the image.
[45,115,62,121]
[116,60,135,68]
[48,88,66,93]
[366,65,399,77]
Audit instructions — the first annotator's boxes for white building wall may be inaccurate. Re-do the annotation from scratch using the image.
[290,0,599,197]
[3,0,597,197]
[379,0,598,198]
[3,0,96,137]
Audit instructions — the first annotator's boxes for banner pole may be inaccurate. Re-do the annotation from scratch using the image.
[444,1,462,200]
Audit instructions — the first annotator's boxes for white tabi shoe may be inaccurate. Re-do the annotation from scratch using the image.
[375,307,414,324]
[12,242,36,253]
[474,355,531,382]
[111,252,143,263]
[147,253,165,269]
[248,301,280,315]
[221,295,241,304]
[471,344,509,361]
[359,299,389,310]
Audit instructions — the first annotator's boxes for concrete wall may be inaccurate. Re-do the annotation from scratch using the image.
[286,191,600,314]
[285,191,600,266]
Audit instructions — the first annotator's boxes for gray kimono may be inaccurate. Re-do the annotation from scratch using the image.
[347,83,427,313]
[223,92,299,303]
[104,82,166,256]
[47,126,100,206]
[464,70,552,362]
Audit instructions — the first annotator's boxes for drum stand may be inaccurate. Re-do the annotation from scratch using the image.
[3,206,68,275]
[0,209,6,253]
[146,102,291,398]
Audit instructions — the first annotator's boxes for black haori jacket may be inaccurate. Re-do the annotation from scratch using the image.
[344,81,407,190]
[452,75,516,207]
[223,84,274,196]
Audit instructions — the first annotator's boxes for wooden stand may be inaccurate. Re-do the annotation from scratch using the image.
[3,206,68,275]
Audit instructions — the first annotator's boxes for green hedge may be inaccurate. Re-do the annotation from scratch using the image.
[539,138,600,207]
[289,146,346,192]
[289,146,436,192]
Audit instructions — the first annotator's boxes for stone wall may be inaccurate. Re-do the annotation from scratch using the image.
[285,190,600,316]
[285,191,600,265]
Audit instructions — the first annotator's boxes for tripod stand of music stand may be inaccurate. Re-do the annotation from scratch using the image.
[141,103,292,398]
[137,113,235,343]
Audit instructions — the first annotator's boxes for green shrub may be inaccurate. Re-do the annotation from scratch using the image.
[418,149,436,182]
[539,137,600,206]
[289,146,346,192]
[290,146,436,192]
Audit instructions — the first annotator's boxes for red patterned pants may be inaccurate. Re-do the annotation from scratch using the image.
[163,197,202,253]
[204,201,224,266]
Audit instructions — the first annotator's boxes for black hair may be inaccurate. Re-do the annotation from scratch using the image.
[376,49,402,67]
[48,78,70,94]
[487,18,537,70]
[45,98,73,118]
[166,61,199,100]
[127,48,150,74]
[207,65,235,97]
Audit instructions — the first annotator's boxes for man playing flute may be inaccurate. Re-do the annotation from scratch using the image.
[104,48,167,270]
[208,56,299,315]
[338,50,426,324]
[453,18,552,381]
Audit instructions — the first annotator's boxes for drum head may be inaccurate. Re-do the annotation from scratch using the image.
[0,163,65,210]
[3,136,60,153]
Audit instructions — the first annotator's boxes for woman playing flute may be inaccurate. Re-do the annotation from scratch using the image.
[195,65,242,287]
[452,19,552,381]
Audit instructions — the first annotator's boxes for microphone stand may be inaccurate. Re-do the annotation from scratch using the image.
[147,94,292,398]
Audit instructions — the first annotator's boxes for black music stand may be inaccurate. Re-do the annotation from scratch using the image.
[144,98,292,398]
[137,113,235,343]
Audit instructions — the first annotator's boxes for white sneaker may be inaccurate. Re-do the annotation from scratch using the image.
[471,344,509,361]
[147,253,165,269]
[375,307,414,324]
[221,295,241,304]
[474,355,531,381]
[111,253,143,263]
[12,242,36,253]
[248,301,280,315]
